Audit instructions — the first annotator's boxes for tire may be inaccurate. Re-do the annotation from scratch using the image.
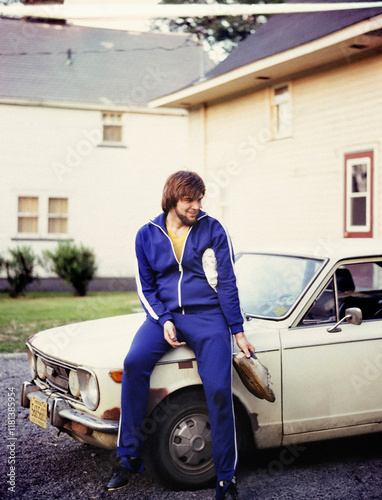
[143,388,216,490]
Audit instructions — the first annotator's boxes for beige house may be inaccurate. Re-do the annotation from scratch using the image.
[151,3,382,252]
[0,16,211,290]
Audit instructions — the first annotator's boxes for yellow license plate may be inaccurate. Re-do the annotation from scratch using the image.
[30,396,48,429]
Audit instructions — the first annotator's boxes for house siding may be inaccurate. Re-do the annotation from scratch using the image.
[190,53,382,251]
[0,104,189,282]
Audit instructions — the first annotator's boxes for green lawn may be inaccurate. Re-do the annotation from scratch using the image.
[0,292,141,353]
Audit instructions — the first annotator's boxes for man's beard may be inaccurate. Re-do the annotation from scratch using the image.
[175,209,199,227]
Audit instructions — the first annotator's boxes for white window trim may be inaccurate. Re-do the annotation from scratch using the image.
[344,150,374,238]
[345,156,371,233]
[48,198,69,236]
[16,196,39,238]
[15,195,70,241]
[272,83,292,139]
[100,112,126,148]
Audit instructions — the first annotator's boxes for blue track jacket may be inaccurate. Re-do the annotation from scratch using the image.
[135,210,243,334]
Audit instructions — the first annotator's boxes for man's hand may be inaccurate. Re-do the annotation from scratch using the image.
[164,320,186,348]
[234,332,255,358]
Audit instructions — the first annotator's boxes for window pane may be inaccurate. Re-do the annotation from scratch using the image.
[18,217,38,233]
[345,262,374,290]
[18,196,38,213]
[351,197,366,226]
[299,278,336,325]
[344,151,373,237]
[18,197,38,233]
[48,218,68,233]
[103,125,122,142]
[273,85,291,137]
[337,262,382,320]
[236,253,324,318]
[277,101,291,134]
[352,164,367,193]
[48,198,68,233]
[49,198,68,215]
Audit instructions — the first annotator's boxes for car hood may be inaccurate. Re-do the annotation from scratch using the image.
[29,313,195,370]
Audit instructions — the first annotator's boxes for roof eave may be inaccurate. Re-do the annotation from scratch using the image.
[0,96,188,115]
[149,14,382,109]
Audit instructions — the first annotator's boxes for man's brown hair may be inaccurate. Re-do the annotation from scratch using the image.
[161,170,205,214]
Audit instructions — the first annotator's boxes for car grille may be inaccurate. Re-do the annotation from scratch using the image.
[45,363,69,391]
[27,343,83,405]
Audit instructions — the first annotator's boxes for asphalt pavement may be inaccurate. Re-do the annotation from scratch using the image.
[1,354,381,500]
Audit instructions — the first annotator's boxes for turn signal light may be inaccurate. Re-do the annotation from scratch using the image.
[109,370,123,383]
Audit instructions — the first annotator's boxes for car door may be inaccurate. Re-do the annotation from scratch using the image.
[280,259,382,436]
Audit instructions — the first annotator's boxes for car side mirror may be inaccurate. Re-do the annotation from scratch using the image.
[327,307,363,333]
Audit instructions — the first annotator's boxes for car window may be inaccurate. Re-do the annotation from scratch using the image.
[338,261,382,320]
[299,277,336,325]
[236,253,324,319]
[298,260,382,326]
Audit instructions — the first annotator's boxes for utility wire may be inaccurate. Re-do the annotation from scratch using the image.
[0,37,196,57]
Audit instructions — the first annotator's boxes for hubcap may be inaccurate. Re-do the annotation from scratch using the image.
[169,412,213,474]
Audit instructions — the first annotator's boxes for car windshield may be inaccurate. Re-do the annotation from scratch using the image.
[235,253,325,319]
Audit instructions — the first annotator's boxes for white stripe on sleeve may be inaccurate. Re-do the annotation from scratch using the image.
[135,258,159,320]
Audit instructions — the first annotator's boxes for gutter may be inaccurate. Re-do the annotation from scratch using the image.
[0,96,188,116]
[149,14,382,108]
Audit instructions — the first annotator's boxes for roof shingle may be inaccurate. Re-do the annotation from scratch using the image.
[206,0,382,80]
[0,17,212,106]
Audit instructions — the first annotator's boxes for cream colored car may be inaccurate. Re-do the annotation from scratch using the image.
[21,239,382,489]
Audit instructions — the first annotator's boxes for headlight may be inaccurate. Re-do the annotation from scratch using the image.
[68,370,80,398]
[26,346,36,379]
[77,368,99,410]
[36,357,47,380]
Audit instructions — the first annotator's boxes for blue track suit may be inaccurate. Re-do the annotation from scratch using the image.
[117,210,243,483]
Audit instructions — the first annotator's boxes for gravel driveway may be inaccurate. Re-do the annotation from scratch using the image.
[1,354,381,500]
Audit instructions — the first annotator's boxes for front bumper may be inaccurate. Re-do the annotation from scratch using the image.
[21,381,119,433]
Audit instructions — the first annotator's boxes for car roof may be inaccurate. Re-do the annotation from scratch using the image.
[239,239,382,262]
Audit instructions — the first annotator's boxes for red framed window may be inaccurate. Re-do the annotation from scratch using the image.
[344,150,373,238]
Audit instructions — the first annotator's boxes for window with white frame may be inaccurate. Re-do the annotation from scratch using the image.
[102,112,123,146]
[272,84,292,138]
[17,196,69,237]
[18,197,39,233]
[48,198,68,234]
[344,151,373,238]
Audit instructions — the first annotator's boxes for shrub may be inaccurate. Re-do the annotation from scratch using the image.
[0,254,5,283]
[44,242,97,296]
[5,246,39,297]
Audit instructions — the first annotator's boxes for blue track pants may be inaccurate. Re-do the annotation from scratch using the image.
[117,308,237,482]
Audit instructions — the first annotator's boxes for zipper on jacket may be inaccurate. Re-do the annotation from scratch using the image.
[177,262,183,308]
[150,221,193,310]
[177,228,192,309]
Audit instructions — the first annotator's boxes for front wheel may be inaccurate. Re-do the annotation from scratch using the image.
[143,388,216,490]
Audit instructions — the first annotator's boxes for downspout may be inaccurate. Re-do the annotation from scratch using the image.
[202,103,207,181]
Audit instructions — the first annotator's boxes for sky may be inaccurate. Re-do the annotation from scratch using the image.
[64,0,162,32]
[60,0,226,60]
[0,0,226,60]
